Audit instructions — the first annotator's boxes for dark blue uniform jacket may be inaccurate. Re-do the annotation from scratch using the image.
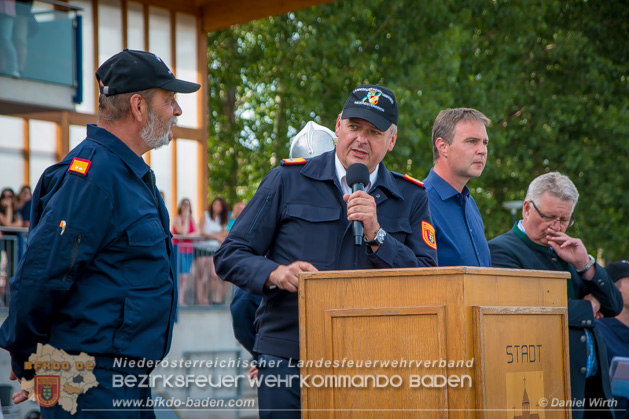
[214,150,438,360]
[0,124,177,378]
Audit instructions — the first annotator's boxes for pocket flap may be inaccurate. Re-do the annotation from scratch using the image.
[126,218,167,246]
[380,217,412,234]
[286,203,341,223]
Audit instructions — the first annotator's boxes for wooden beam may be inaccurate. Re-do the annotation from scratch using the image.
[199,0,337,32]
[144,0,198,15]
[60,111,70,158]
[197,13,209,218]
[172,126,204,142]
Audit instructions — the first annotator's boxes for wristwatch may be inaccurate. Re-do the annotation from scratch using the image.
[576,254,596,274]
[364,228,387,246]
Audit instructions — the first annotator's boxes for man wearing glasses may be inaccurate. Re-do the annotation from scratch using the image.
[489,171,622,419]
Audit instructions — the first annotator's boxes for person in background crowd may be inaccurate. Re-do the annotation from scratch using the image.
[172,198,198,306]
[13,0,33,74]
[195,197,229,305]
[423,108,491,267]
[0,0,19,77]
[16,185,31,228]
[0,49,200,417]
[0,188,21,227]
[489,172,622,419]
[227,201,245,232]
[215,84,438,418]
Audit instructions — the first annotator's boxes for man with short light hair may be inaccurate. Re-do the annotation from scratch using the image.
[423,108,491,266]
[489,172,622,419]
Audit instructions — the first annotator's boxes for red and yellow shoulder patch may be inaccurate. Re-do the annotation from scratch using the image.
[403,174,424,187]
[280,157,307,166]
[421,221,437,250]
[68,158,91,176]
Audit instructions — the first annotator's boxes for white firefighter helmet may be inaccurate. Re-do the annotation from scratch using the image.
[289,121,336,159]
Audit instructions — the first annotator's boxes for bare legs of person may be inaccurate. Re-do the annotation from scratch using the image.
[178,272,188,306]
[194,255,211,305]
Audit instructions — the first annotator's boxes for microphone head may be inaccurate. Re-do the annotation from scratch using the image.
[346,163,370,187]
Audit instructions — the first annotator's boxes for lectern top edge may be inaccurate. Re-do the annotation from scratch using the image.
[298,266,571,280]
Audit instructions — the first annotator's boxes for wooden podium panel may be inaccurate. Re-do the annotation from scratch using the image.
[298,267,571,419]
[474,307,570,419]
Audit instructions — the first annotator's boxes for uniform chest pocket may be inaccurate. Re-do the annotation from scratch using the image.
[123,218,169,285]
[126,218,167,246]
[281,204,341,265]
[380,217,412,242]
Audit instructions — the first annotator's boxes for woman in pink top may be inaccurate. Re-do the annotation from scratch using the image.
[172,198,198,306]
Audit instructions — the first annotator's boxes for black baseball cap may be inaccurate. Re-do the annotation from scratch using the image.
[341,84,398,132]
[95,49,200,96]
[606,261,629,283]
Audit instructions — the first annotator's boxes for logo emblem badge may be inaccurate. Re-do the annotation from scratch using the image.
[35,375,61,407]
[421,221,437,250]
[362,90,381,105]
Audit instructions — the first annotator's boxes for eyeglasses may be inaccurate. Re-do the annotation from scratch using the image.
[530,201,575,228]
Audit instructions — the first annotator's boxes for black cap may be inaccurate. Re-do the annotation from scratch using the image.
[341,84,398,132]
[95,49,200,96]
[606,261,629,283]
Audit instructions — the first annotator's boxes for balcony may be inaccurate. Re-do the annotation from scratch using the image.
[0,0,82,115]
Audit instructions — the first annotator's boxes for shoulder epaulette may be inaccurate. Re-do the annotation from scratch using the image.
[280,158,307,166]
[393,172,424,188]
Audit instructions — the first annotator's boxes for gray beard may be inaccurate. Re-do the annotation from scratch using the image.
[141,109,176,150]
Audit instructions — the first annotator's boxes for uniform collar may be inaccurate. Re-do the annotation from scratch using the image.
[87,124,151,179]
[301,151,403,200]
[425,168,470,201]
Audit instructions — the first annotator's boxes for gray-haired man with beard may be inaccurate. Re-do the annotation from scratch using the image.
[0,49,199,418]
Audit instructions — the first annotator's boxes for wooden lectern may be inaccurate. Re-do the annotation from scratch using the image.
[298,267,571,418]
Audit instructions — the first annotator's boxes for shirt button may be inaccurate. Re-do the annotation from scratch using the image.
[580,367,587,374]
[580,335,586,342]
[375,194,380,198]
[586,320,592,326]
[581,320,587,325]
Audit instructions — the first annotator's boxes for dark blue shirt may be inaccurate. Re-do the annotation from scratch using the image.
[596,317,629,361]
[423,168,490,267]
[0,124,177,378]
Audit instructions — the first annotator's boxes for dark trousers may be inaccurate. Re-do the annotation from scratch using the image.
[41,367,156,419]
[257,354,301,419]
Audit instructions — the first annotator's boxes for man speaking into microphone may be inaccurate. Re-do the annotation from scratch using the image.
[214,84,437,418]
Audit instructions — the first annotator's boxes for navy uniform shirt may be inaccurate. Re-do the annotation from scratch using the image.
[0,124,177,378]
[423,168,490,267]
[214,150,438,360]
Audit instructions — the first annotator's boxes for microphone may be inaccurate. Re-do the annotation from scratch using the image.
[346,163,370,246]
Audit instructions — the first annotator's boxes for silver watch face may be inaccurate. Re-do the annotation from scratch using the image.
[375,229,386,244]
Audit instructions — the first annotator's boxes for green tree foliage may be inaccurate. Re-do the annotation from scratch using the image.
[207,0,629,260]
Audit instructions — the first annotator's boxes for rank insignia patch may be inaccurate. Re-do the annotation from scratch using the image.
[68,158,91,176]
[421,221,437,250]
[280,158,307,166]
[35,375,61,407]
[402,174,424,188]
